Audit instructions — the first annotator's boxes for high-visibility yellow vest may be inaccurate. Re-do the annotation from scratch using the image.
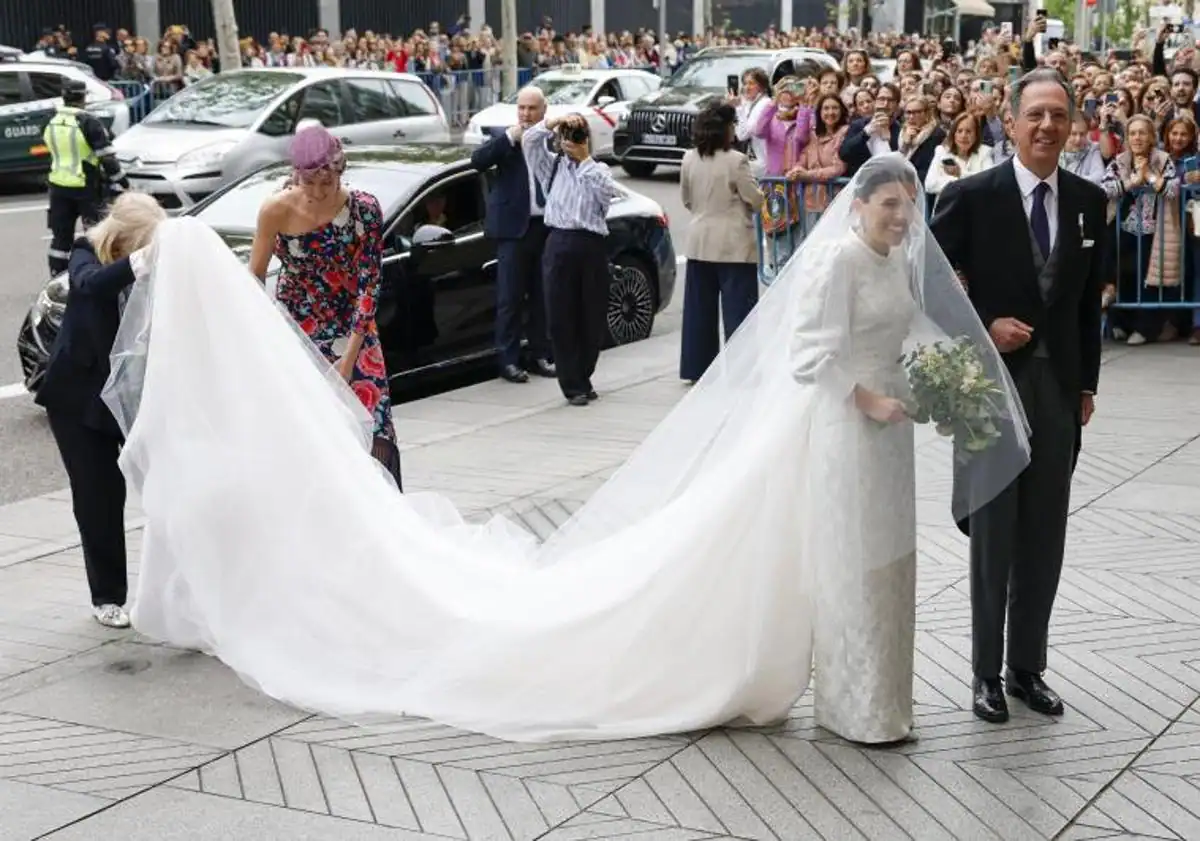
[43,107,99,189]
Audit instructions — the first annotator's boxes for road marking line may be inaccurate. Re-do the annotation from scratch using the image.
[0,202,47,215]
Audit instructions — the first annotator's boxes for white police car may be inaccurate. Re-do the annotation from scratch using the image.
[0,58,131,178]
[463,65,662,160]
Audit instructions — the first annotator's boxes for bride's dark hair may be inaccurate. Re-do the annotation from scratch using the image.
[853,156,920,202]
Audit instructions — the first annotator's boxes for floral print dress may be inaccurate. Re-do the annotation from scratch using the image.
[274,190,402,484]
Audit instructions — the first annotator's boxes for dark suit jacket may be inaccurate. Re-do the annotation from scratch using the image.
[929,160,1105,404]
[839,117,945,183]
[34,238,136,436]
[470,127,534,240]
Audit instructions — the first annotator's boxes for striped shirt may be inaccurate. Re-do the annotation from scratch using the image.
[521,121,619,236]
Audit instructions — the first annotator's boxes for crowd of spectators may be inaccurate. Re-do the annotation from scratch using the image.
[29,15,1200,337]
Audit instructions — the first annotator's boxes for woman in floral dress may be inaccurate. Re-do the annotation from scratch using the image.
[249,125,403,488]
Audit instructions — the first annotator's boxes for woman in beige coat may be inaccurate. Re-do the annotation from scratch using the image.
[679,102,763,383]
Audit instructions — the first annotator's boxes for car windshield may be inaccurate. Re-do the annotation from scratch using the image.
[142,72,301,128]
[196,158,422,233]
[666,54,769,89]
[504,77,595,104]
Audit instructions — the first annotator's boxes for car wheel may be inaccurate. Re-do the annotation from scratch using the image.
[606,258,656,347]
[621,161,656,178]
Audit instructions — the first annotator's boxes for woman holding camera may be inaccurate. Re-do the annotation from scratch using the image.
[522,111,620,406]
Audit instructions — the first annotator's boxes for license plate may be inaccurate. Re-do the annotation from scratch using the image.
[642,134,676,146]
[29,145,47,156]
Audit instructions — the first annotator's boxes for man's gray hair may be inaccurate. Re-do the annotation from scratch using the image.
[1009,67,1075,118]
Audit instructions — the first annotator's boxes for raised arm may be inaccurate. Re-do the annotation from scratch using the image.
[67,245,135,298]
[522,119,556,184]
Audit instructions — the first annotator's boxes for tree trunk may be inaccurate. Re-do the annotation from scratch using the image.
[212,0,241,74]
[501,0,518,98]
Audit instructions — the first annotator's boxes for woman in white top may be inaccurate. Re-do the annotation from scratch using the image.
[924,111,994,198]
[732,67,772,177]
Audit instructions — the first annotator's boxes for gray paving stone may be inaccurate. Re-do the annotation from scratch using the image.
[39,786,448,839]
[0,642,307,749]
[0,777,108,839]
[1,340,1200,836]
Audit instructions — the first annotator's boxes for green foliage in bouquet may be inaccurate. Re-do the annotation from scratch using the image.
[900,337,1004,457]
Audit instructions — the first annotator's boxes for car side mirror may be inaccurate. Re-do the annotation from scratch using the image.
[595,95,617,107]
[409,225,454,263]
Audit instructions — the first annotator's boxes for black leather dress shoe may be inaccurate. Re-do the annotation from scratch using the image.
[529,359,556,378]
[500,364,529,383]
[586,390,598,401]
[973,677,1009,723]
[567,395,589,406]
[1006,669,1064,716]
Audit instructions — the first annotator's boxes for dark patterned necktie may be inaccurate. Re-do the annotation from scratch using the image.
[1031,181,1050,259]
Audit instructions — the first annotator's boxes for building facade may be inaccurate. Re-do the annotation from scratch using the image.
[2,0,834,52]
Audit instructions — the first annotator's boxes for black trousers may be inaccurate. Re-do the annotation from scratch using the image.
[47,186,102,276]
[495,218,551,369]
[679,260,759,382]
[968,358,1076,679]
[542,228,609,398]
[46,410,128,606]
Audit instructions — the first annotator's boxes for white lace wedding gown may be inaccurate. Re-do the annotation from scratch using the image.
[105,216,928,744]
[791,234,918,744]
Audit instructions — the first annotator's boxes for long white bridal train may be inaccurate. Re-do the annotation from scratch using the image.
[105,216,825,742]
[102,154,1029,743]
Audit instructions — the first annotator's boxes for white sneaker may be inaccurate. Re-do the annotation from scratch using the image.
[1127,332,1147,346]
[92,604,130,628]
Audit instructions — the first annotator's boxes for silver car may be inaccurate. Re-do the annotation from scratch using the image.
[113,67,450,210]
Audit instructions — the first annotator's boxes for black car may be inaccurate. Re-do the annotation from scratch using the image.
[612,47,840,178]
[18,144,677,394]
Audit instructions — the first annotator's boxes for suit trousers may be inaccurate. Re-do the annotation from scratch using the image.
[46,409,128,607]
[968,357,1077,679]
[47,186,101,276]
[495,217,551,369]
[542,228,609,399]
[679,260,759,382]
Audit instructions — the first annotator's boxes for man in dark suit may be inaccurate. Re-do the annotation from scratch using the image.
[930,68,1105,724]
[469,87,555,384]
[35,235,145,629]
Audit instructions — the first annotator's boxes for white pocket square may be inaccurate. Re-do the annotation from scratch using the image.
[1082,239,1095,248]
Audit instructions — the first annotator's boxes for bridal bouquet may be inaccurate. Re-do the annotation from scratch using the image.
[901,338,1004,456]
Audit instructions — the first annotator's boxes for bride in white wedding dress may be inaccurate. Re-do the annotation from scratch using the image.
[101,154,1029,743]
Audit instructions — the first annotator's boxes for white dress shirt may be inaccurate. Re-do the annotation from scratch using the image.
[1011,154,1059,253]
[508,125,545,217]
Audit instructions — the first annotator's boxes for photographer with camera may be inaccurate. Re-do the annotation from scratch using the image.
[522,112,620,406]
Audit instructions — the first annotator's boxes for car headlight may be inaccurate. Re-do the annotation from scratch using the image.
[177,141,237,171]
[32,276,68,326]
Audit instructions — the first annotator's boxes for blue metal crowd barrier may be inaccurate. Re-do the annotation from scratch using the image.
[1107,183,1200,314]
[754,176,849,285]
[414,67,538,127]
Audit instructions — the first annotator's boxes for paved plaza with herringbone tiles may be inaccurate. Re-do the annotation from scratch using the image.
[1,330,1199,839]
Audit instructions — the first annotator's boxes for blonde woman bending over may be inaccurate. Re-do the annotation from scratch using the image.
[35,192,166,628]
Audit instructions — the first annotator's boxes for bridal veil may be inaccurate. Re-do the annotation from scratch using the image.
[100,154,1030,741]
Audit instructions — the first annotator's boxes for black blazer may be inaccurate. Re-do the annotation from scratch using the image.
[839,117,945,183]
[34,238,136,436]
[470,127,534,240]
[929,159,1105,403]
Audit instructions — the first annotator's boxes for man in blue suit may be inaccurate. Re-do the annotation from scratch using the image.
[470,87,555,383]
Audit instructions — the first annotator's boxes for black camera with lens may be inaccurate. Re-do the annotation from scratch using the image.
[559,123,589,145]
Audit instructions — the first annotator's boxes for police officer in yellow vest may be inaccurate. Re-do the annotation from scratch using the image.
[43,78,130,276]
